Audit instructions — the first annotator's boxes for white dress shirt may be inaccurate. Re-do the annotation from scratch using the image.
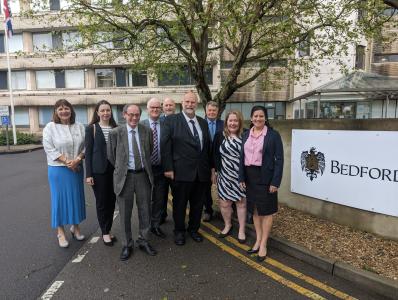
[43,122,85,166]
[182,111,203,149]
[126,124,144,170]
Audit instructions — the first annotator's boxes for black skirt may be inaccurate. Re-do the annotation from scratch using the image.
[245,166,278,216]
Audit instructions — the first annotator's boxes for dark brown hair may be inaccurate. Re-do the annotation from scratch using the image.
[52,99,75,124]
[250,105,272,129]
[223,110,244,137]
[89,100,117,128]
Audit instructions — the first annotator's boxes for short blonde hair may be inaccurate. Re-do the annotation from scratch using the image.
[223,110,244,137]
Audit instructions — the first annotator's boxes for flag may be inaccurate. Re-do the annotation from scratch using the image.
[3,0,13,37]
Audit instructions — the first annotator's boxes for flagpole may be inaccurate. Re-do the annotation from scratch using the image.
[3,27,17,145]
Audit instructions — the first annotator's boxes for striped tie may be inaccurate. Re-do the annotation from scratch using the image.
[151,122,160,165]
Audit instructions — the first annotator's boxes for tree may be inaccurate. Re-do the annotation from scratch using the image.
[35,0,394,113]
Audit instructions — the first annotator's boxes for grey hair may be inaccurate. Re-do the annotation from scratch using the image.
[206,101,218,108]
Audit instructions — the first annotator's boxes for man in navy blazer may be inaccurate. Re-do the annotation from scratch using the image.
[161,91,212,245]
[203,101,224,222]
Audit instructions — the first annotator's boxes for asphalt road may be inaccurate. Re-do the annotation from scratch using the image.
[0,150,99,299]
[0,151,387,300]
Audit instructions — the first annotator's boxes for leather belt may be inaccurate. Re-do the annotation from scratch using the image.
[128,169,144,174]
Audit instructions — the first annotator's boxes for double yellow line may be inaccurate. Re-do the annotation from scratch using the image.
[167,203,356,299]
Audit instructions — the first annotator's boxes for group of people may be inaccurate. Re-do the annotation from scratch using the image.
[42,91,284,263]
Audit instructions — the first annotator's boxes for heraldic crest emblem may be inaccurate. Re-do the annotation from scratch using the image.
[301,147,325,181]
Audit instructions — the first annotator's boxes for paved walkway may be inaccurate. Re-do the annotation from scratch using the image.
[0,144,42,154]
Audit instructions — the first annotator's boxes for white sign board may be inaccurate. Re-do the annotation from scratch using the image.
[0,106,9,117]
[291,130,398,217]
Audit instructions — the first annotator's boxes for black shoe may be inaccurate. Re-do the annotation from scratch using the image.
[111,235,117,242]
[120,246,132,261]
[218,226,233,238]
[174,232,185,246]
[189,231,203,242]
[151,227,166,238]
[138,243,157,256]
[102,236,114,247]
[238,237,247,244]
[159,216,167,225]
[247,248,259,254]
[202,213,213,222]
[257,254,267,262]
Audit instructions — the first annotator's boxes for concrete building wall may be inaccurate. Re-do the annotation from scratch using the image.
[272,119,398,240]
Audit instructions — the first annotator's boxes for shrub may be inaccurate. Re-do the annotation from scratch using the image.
[0,130,40,146]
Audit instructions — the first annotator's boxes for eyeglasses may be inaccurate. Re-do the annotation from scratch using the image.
[149,106,161,110]
[125,113,140,118]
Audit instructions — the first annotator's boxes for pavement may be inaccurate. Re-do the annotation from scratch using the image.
[0,144,43,154]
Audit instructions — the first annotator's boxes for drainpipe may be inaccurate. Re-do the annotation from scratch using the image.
[317,93,321,118]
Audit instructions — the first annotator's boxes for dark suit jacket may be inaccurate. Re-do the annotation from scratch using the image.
[108,124,154,196]
[161,112,212,182]
[238,127,284,187]
[85,123,113,177]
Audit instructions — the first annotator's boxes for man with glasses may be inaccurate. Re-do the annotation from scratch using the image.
[141,98,167,238]
[108,104,157,261]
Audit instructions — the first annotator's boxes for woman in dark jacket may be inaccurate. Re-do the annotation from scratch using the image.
[239,106,284,262]
[85,100,118,246]
[212,110,247,243]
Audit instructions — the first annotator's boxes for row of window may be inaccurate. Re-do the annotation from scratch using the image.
[10,101,286,127]
[0,66,213,90]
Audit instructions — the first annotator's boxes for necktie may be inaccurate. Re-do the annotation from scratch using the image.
[150,122,160,165]
[210,121,215,140]
[189,120,201,151]
[131,129,143,170]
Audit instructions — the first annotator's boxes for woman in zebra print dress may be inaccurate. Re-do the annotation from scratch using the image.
[212,110,247,243]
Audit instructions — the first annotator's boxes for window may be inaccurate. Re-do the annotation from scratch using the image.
[0,71,26,90]
[95,32,114,49]
[355,45,366,70]
[65,70,85,88]
[33,33,53,51]
[95,69,114,87]
[0,71,7,89]
[31,0,70,11]
[75,106,88,124]
[11,71,26,90]
[8,34,24,53]
[373,54,398,63]
[36,69,85,89]
[39,106,53,127]
[62,32,82,51]
[115,68,127,87]
[13,107,29,127]
[298,37,311,57]
[158,65,213,86]
[129,71,147,87]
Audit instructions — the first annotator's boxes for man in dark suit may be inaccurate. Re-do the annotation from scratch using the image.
[161,91,212,245]
[141,98,167,238]
[108,104,157,261]
[203,101,224,222]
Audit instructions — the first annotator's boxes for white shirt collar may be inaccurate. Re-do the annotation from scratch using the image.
[126,123,138,133]
[182,111,197,123]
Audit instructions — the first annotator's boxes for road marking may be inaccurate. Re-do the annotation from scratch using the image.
[72,250,89,263]
[41,280,64,300]
[201,222,357,300]
[89,236,100,244]
[198,229,326,300]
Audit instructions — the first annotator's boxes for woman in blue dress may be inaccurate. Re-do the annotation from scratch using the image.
[43,99,86,248]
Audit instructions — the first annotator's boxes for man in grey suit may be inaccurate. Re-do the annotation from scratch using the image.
[108,104,157,261]
[141,98,167,238]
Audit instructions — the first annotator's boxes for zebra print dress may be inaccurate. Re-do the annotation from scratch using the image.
[217,136,246,201]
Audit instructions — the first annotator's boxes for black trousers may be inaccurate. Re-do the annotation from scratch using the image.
[151,165,168,228]
[172,177,207,233]
[92,166,116,235]
[203,182,214,215]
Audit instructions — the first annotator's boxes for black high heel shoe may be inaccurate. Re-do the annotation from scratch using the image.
[257,254,267,262]
[247,248,259,254]
[218,226,233,238]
